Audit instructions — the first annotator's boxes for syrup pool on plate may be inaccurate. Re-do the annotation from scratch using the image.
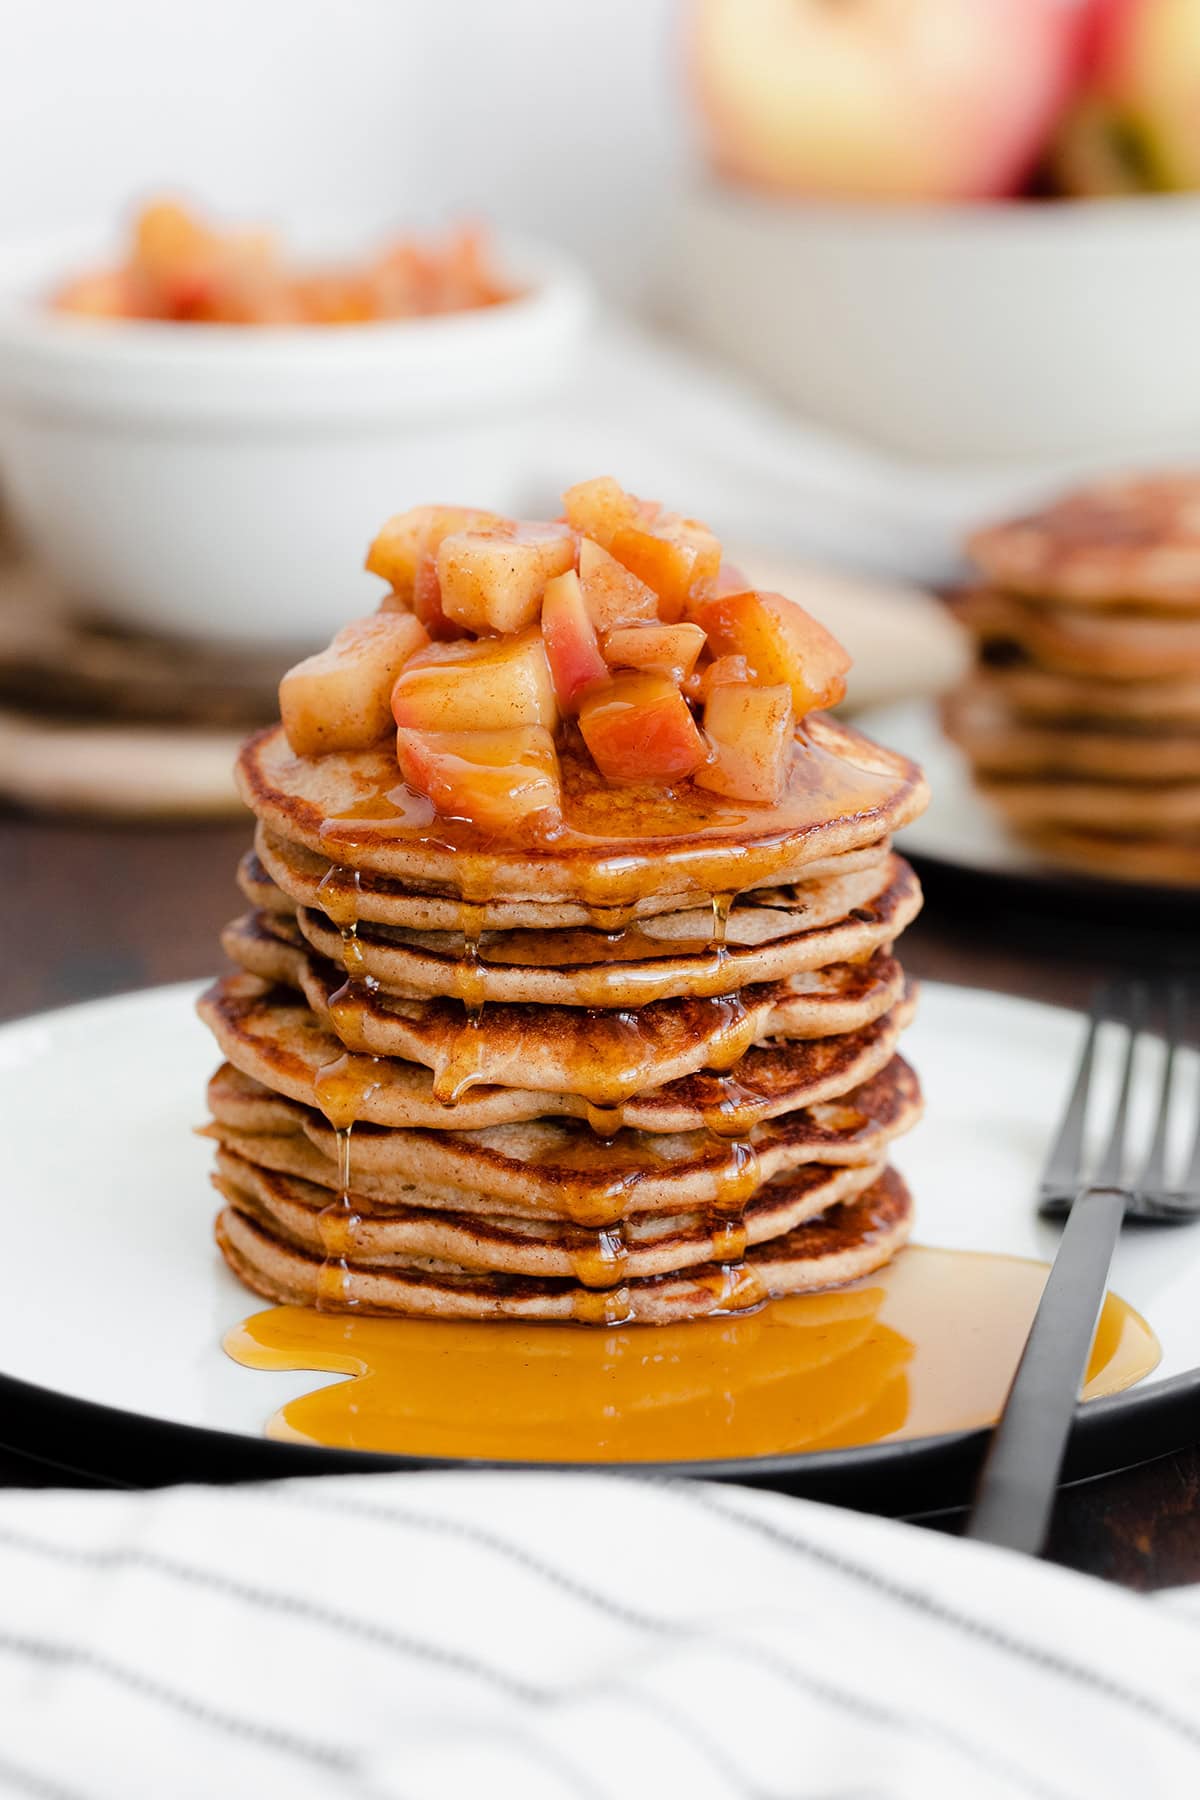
[223,1244,1159,1463]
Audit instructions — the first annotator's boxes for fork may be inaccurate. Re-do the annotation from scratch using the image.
[965,981,1200,1556]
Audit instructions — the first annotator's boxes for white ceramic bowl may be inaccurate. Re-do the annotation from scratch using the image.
[672,184,1200,465]
[0,233,591,647]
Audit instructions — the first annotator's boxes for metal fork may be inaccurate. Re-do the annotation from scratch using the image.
[965,981,1200,1556]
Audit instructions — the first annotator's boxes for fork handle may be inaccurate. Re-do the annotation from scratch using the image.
[964,1186,1126,1556]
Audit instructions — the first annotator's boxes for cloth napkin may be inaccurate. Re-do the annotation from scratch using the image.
[1,1469,1198,1800]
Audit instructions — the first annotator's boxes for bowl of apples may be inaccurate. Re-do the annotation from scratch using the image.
[674,0,1200,465]
[0,203,591,648]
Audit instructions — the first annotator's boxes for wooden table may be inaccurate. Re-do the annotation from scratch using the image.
[3,811,1199,1589]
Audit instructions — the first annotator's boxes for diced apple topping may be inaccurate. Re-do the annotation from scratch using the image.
[577,538,660,632]
[603,622,706,683]
[578,672,708,784]
[692,589,850,714]
[280,611,429,756]
[696,683,795,805]
[391,627,558,734]
[366,505,506,598]
[562,476,640,546]
[395,725,562,835]
[541,569,608,712]
[608,514,722,622]
[438,522,574,636]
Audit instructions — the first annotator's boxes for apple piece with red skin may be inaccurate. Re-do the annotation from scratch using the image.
[695,683,795,805]
[438,523,575,635]
[366,505,508,599]
[692,589,850,715]
[578,671,708,784]
[578,538,660,632]
[685,652,753,703]
[689,0,1087,201]
[403,551,464,641]
[395,725,562,835]
[602,622,707,683]
[391,627,559,733]
[281,611,429,756]
[1053,0,1200,194]
[541,569,609,712]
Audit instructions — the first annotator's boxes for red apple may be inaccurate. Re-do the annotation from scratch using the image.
[395,725,562,834]
[541,569,608,711]
[1053,0,1200,193]
[578,672,708,783]
[692,589,850,715]
[696,682,795,804]
[607,513,722,622]
[391,628,558,733]
[689,0,1087,201]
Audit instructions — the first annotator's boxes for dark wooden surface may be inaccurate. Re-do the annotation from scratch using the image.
[2,810,1199,1587]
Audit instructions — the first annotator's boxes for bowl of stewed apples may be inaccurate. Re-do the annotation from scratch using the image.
[0,200,591,648]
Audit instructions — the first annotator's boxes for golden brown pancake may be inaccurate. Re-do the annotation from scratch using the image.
[943,690,1200,782]
[212,1145,884,1282]
[215,1166,914,1324]
[236,713,929,907]
[196,971,916,1134]
[247,827,895,933]
[220,909,907,1100]
[954,588,1200,681]
[956,666,1200,727]
[202,1057,921,1221]
[978,774,1200,836]
[968,473,1200,608]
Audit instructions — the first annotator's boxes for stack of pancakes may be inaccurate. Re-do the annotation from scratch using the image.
[945,474,1200,887]
[198,712,929,1325]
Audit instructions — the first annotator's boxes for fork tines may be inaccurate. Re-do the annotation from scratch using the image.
[1038,980,1200,1223]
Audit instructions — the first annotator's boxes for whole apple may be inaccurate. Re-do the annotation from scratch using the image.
[1054,0,1200,192]
[688,0,1090,201]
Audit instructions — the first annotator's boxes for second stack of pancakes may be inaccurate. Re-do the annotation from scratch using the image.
[945,473,1200,888]
[200,707,928,1325]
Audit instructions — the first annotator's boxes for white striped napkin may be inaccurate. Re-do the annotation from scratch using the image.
[0,1471,1197,1800]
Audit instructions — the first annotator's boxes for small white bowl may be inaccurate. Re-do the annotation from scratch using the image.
[0,233,591,647]
[672,184,1200,465]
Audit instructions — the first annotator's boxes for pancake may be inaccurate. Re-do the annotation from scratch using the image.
[212,1146,884,1282]
[248,826,895,933]
[1022,826,1200,889]
[202,1056,921,1220]
[221,909,908,1101]
[968,473,1200,608]
[957,666,1200,727]
[196,971,917,1134]
[289,856,921,1008]
[954,589,1200,681]
[978,774,1200,836]
[215,1165,914,1324]
[943,690,1200,782]
[237,712,929,906]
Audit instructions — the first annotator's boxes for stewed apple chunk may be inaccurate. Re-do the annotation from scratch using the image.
[603,622,706,683]
[390,627,558,733]
[562,477,640,547]
[578,672,707,784]
[541,570,607,712]
[394,725,561,834]
[366,505,506,598]
[608,514,722,623]
[438,523,575,636]
[280,611,428,756]
[692,590,850,715]
[577,538,659,632]
[695,683,795,805]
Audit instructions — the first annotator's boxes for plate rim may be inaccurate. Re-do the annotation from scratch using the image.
[1,974,1196,1503]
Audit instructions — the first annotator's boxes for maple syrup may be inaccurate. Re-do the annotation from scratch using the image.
[223,1244,1160,1462]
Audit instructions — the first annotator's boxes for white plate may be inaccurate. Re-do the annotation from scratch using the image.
[1,976,1199,1480]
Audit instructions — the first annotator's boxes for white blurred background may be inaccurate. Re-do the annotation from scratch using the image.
[0,0,682,306]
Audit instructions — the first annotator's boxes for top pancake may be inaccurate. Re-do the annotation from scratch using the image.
[968,473,1200,609]
[236,712,928,907]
